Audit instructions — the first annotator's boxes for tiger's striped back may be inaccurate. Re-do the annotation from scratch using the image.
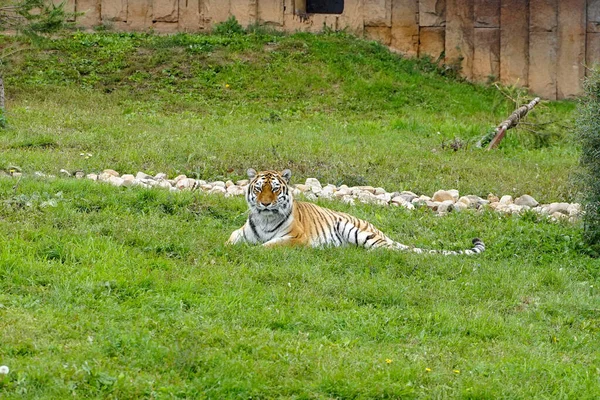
[227,169,485,255]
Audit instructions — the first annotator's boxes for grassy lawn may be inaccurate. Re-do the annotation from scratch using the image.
[0,30,598,398]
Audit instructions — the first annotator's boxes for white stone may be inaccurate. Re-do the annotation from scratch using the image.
[108,176,124,187]
[209,186,226,195]
[391,195,409,206]
[102,169,119,177]
[568,203,581,216]
[174,174,187,182]
[320,186,335,199]
[398,192,417,202]
[437,200,454,213]
[488,193,500,203]
[59,168,71,177]
[176,178,196,190]
[458,196,471,207]
[236,179,249,186]
[292,188,302,197]
[448,189,459,201]
[551,211,568,220]
[335,187,351,197]
[75,171,85,179]
[121,177,136,187]
[225,180,235,188]
[140,178,159,186]
[98,172,113,181]
[453,201,468,212]
[305,178,322,189]
[375,192,392,203]
[121,174,135,181]
[295,184,310,192]
[356,186,376,194]
[507,204,523,214]
[86,173,98,181]
[211,181,226,188]
[432,190,455,202]
[546,202,570,215]
[515,194,539,207]
[0,365,8,374]
[158,180,172,189]
[357,192,378,204]
[499,195,513,205]
[226,185,245,196]
[374,187,387,195]
[136,171,153,180]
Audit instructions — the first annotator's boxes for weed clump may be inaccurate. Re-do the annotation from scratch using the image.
[213,16,245,36]
[577,67,600,254]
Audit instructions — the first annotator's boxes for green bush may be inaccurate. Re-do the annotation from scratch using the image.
[213,16,245,35]
[577,67,600,254]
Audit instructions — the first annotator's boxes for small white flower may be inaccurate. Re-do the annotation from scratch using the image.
[0,365,9,374]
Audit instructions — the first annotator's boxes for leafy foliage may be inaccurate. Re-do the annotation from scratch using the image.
[212,15,245,36]
[0,0,72,37]
[577,67,600,254]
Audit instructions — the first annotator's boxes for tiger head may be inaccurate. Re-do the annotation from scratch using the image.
[246,168,293,215]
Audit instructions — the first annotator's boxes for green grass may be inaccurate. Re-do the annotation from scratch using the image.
[0,31,597,398]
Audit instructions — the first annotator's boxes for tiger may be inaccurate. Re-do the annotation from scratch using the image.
[227,169,485,255]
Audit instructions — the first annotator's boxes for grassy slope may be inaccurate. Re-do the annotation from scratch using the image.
[0,31,598,398]
[1,31,576,200]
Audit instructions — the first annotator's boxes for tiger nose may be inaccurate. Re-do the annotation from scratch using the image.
[260,201,271,206]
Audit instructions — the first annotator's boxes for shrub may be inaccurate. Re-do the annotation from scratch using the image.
[577,67,600,254]
[213,16,245,36]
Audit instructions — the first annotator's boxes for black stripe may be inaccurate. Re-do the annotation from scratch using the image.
[265,210,292,233]
[362,233,376,247]
[333,220,344,245]
[313,211,328,242]
[248,216,260,239]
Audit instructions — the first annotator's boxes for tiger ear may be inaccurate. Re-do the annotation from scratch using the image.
[281,169,292,183]
[247,168,257,179]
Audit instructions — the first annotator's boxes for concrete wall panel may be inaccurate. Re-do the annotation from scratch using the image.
[391,0,419,56]
[473,27,499,81]
[588,0,600,32]
[153,0,178,22]
[500,0,528,86]
[445,0,474,79]
[557,0,586,98]
[587,32,600,70]
[101,0,127,21]
[419,0,446,27]
[419,26,445,59]
[474,0,499,27]
[364,0,391,27]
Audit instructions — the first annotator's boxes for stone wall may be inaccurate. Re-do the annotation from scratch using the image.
[68,0,599,99]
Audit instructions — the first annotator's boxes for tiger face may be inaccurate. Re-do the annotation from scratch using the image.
[246,168,293,215]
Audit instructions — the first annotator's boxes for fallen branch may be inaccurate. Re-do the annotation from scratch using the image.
[477,97,541,149]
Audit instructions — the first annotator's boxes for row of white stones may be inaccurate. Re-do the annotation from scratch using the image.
[29,169,581,222]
